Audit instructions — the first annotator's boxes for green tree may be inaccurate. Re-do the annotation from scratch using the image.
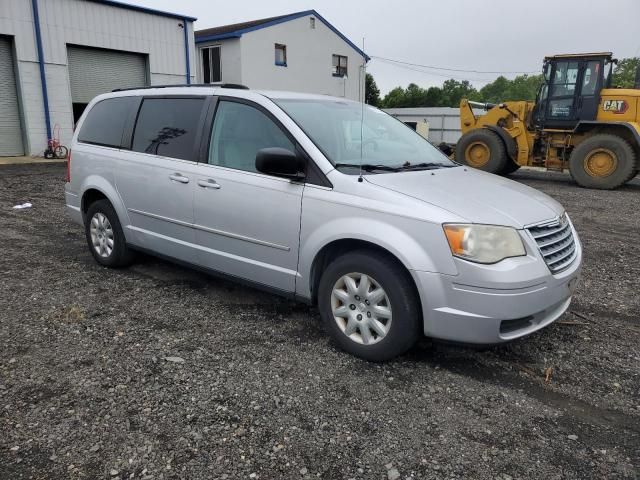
[478,74,542,103]
[424,86,444,107]
[405,83,427,107]
[440,79,479,107]
[478,76,511,103]
[612,57,640,88]
[365,73,381,106]
[381,87,407,108]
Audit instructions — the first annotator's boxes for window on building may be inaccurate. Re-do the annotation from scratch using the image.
[202,46,221,83]
[310,17,316,29]
[208,100,295,173]
[332,55,348,77]
[78,97,134,148]
[275,44,287,66]
[132,98,206,161]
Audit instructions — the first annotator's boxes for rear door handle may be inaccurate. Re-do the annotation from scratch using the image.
[169,173,189,184]
[197,179,221,190]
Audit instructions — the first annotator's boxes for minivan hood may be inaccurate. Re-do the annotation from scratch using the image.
[365,167,564,228]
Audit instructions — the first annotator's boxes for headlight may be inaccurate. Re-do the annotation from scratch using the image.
[443,224,526,264]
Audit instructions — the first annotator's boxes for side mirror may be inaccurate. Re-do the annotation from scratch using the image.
[255,147,305,180]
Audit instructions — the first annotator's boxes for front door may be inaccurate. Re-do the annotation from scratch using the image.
[115,96,209,263]
[544,60,580,129]
[193,98,304,293]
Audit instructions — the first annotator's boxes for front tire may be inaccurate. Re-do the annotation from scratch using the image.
[455,129,507,173]
[85,200,135,268]
[317,250,421,362]
[569,134,637,189]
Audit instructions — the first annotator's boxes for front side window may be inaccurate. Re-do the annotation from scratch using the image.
[332,55,348,77]
[208,100,294,173]
[275,98,456,172]
[550,61,579,98]
[202,46,221,83]
[78,97,133,148]
[275,44,287,66]
[132,98,205,161]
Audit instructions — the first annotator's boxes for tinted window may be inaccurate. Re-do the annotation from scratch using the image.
[550,61,579,98]
[132,98,205,161]
[78,97,132,148]
[208,101,294,173]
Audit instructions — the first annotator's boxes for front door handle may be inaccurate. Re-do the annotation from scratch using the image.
[169,173,189,184]
[197,179,221,190]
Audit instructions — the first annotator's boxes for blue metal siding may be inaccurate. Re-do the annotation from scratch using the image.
[31,0,52,141]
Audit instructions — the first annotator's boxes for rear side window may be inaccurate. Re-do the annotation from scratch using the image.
[78,97,133,148]
[132,98,205,161]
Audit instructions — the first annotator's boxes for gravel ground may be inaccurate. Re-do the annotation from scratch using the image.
[1,164,638,480]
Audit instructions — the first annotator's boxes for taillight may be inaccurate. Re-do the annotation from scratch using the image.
[66,149,71,183]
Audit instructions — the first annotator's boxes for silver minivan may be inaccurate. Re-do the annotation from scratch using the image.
[65,85,582,361]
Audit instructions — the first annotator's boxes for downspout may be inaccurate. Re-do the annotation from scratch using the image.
[183,18,191,84]
[31,0,52,142]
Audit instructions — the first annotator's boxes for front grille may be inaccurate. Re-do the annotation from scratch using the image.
[527,214,577,273]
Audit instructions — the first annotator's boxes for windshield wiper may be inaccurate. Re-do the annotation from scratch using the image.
[334,163,401,172]
[399,162,456,171]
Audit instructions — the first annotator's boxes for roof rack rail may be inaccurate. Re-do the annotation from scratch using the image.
[112,83,249,92]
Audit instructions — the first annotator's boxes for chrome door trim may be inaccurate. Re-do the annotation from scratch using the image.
[128,208,291,251]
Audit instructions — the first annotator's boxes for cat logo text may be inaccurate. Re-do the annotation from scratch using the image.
[602,99,629,114]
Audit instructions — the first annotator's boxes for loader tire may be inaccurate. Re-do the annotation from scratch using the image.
[455,129,507,174]
[501,160,521,175]
[569,134,637,190]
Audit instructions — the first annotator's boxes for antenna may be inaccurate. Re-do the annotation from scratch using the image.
[358,37,365,183]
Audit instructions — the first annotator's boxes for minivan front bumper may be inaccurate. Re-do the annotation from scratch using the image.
[412,233,582,345]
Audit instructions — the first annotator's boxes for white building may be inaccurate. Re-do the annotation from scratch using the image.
[0,0,196,156]
[195,10,369,102]
[384,107,486,144]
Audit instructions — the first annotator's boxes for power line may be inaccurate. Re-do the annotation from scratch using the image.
[372,57,495,83]
[371,55,539,75]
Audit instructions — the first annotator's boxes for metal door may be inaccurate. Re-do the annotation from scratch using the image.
[67,46,147,104]
[0,36,24,156]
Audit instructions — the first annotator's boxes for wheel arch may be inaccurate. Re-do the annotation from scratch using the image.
[307,238,423,307]
[574,121,640,160]
[79,176,130,229]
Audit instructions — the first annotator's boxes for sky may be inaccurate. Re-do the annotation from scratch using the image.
[136,0,639,95]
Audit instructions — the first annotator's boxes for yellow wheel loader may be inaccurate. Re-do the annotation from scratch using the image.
[456,53,640,189]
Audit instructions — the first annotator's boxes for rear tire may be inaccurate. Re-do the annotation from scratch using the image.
[85,199,135,268]
[569,134,637,189]
[455,129,507,174]
[317,250,421,362]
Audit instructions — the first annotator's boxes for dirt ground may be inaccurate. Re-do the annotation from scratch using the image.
[1,163,638,480]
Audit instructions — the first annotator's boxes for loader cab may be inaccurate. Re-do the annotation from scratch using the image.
[534,53,613,130]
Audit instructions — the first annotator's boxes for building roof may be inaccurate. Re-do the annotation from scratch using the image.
[195,10,369,61]
[88,0,197,21]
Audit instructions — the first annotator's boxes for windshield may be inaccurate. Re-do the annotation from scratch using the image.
[274,98,457,173]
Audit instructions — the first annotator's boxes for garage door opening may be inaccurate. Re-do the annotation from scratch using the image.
[67,45,148,123]
[0,36,24,156]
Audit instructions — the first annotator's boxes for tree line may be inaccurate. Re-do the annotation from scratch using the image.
[365,57,639,108]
